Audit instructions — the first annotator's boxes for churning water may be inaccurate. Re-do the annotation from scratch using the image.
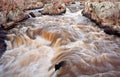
[0,8,120,77]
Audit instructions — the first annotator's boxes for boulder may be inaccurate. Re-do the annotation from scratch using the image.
[0,0,30,29]
[6,0,44,10]
[82,1,120,36]
[41,1,66,15]
[40,0,78,15]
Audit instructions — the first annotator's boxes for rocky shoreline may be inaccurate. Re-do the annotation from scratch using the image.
[82,1,120,37]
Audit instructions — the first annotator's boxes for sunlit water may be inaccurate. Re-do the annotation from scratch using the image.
[0,8,120,77]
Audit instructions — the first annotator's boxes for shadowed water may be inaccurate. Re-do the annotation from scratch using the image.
[0,27,7,58]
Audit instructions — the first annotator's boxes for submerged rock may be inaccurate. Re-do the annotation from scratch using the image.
[82,1,120,36]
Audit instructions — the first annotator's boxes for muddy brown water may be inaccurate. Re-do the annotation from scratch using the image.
[0,8,120,77]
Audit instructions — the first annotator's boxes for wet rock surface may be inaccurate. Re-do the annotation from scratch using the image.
[82,1,120,36]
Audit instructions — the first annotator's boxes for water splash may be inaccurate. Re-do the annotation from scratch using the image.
[0,8,120,77]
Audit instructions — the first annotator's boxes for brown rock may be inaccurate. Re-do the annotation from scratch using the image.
[0,0,31,29]
[0,10,30,29]
[7,0,44,10]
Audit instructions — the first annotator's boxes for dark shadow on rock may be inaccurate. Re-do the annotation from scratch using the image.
[0,26,7,58]
[29,12,36,18]
[41,9,66,16]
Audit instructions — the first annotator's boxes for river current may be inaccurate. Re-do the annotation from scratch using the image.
[0,8,120,77]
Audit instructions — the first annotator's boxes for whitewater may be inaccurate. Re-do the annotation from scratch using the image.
[0,7,120,77]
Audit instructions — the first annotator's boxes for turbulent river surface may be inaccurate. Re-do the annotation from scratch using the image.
[0,7,120,77]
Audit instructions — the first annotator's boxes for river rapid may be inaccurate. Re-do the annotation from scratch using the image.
[0,7,120,77]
